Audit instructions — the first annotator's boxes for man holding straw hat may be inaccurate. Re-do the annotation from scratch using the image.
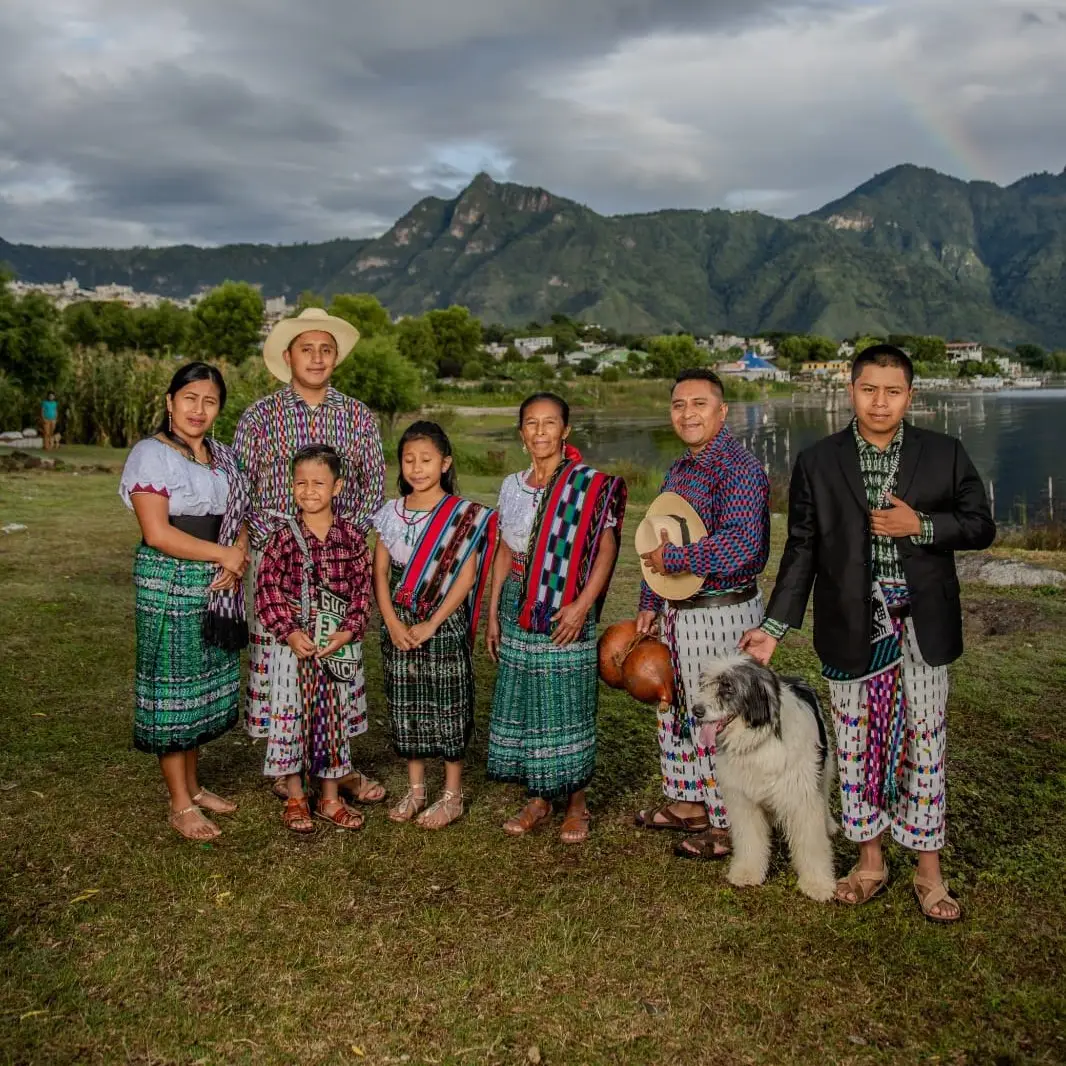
[633,368,771,861]
[234,307,387,805]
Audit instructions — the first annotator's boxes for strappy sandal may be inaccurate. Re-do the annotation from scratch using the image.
[388,784,428,823]
[560,808,591,844]
[339,770,386,805]
[503,799,552,837]
[674,827,732,861]
[283,796,315,834]
[168,804,220,841]
[834,862,889,905]
[634,803,711,833]
[315,798,365,830]
[416,789,465,830]
[913,874,961,923]
[191,789,237,815]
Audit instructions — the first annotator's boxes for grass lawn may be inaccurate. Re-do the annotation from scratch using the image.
[1,465,1064,1066]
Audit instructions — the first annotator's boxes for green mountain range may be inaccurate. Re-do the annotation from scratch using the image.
[3,164,1065,346]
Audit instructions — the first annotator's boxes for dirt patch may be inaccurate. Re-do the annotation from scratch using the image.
[963,597,1057,637]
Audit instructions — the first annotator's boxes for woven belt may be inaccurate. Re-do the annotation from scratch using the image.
[142,513,223,545]
[510,552,527,581]
[669,583,759,611]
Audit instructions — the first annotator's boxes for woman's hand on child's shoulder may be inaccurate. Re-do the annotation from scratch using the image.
[286,630,318,659]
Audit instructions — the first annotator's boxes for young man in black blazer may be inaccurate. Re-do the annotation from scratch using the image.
[741,345,995,921]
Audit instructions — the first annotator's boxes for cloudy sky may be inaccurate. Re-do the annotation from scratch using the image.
[0,0,1063,247]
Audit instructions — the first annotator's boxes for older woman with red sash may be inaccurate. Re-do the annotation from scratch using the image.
[486,393,627,844]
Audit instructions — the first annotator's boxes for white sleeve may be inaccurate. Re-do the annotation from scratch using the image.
[119,440,179,509]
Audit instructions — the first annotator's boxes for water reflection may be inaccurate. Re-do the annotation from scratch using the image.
[481,389,1066,522]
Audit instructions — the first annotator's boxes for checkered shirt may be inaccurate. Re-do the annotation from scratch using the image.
[638,426,771,614]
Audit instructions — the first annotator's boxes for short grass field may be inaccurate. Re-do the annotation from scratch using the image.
[1,453,1065,1065]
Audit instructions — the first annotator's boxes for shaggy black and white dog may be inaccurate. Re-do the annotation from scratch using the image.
[691,655,837,901]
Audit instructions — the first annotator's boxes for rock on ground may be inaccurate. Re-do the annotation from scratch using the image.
[956,553,1066,588]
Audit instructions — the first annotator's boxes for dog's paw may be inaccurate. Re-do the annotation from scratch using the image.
[797,876,837,902]
[727,864,767,889]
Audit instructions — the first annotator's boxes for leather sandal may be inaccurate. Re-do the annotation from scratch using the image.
[674,827,732,861]
[315,798,365,831]
[560,808,591,844]
[416,789,465,830]
[913,875,961,923]
[389,784,428,823]
[634,803,710,833]
[191,789,237,815]
[503,799,551,836]
[282,796,314,834]
[339,770,386,805]
[168,804,220,841]
[834,862,889,905]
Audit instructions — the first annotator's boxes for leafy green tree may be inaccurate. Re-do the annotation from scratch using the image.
[0,283,69,398]
[601,366,621,383]
[395,315,439,371]
[461,358,485,380]
[136,301,189,354]
[187,282,264,365]
[806,335,838,362]
[426,305,481,378]
[328,293,393,340]
[62,302,104,348]
[291,290,325,315]
[576,357,599,376]
[909,335,947,363]
[500,345,523,364]
[645,334,700,378]
[853,335,885,355]
[332,335,422,429]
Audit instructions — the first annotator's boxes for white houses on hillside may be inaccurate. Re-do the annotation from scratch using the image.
[946,342,984,364]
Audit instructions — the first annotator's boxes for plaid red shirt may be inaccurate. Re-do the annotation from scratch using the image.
[255,516,372,642]
[639,426,771,613]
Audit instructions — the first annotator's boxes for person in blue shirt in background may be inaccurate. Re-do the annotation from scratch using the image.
[40,392,58,450]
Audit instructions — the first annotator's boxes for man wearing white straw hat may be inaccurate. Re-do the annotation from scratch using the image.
[234,307,387,805]
[633,368,771,861]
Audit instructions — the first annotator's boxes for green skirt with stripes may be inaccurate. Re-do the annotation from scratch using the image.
[486,574,599,799]
[133,545,240,755]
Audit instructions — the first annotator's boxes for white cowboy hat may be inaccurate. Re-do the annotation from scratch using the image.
[262,307,360,383]
[634,491,708,601]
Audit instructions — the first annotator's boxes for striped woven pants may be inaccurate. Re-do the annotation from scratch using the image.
[828,618,949,852]
[658,594,764,827]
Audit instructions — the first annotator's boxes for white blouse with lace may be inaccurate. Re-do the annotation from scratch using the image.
[119,437,230,517]
[371,498,434,566]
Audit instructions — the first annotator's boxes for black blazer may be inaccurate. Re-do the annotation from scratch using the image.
[765,424,995,674]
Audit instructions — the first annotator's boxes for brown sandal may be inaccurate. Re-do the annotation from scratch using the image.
[503,799,552,836]
[315,798,365,831]
[560,808,591,844]
[339,771,386,805]
[913,875,961,923]
[674,827,732,860]
[168,804,220,841]
[634,803,710,833]
[834,862,889,905]
[283,796,314,834]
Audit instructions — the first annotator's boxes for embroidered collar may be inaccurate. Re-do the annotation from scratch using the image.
[282,384,346,411]
[851,418,904,455]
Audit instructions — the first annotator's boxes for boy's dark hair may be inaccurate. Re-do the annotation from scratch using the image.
[518,391,570,427]
[292,443,343,480]
[673,367,725,401]
[397,420,457,496]
[851,344,914,386]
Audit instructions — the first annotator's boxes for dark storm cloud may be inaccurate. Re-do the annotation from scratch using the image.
[0,0,1061,248]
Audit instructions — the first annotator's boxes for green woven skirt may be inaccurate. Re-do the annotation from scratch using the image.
[381,565,474,760]
[486,573,599,799]
[133,545,240,755]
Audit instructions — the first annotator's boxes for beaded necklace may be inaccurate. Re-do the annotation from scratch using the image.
[394,498,432,547]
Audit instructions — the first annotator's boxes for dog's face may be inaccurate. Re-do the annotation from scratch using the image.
[690,654,782,749]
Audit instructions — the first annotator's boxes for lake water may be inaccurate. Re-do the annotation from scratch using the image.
[488,389,1066,523]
